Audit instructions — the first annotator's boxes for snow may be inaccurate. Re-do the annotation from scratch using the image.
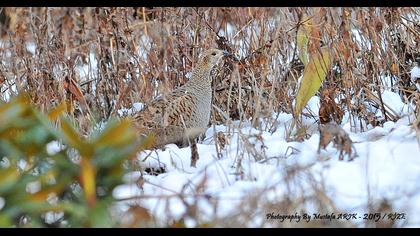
[44,211,65,225]
[46,141,65,155]
[0,197,4,210]
[351,29,372,51]
[381,90,411,117]
[26,181,41,194]
[26,42,36,55]
[411,66,420,92]
[185,72,192,79]
[303,96,320,116]
[1,83,15,102]
[380,73,399,90]
[132,102,144,111]
[75,52,99,81]
[412,66,420,80]
[117,102,145,116]
[112,89,420,227]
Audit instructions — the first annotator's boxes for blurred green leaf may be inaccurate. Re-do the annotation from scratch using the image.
[0,214,12,227]
[47,102,67,121]
[0,95,147,227]
[94,118,137,148]
[0,168,21,193]
[59,118,84,149]
[89,202,113,227]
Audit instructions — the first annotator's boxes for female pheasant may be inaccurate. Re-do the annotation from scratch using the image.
[133,49,229,148]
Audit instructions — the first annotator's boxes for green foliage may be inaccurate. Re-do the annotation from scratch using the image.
[0,95,148,227]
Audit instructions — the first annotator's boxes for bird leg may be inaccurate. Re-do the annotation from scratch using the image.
[190,138,199,167]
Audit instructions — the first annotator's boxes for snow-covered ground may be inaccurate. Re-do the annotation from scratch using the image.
[113,89,420,227]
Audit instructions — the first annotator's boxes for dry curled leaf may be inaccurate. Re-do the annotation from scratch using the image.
[319,85,344,124]
[63,76,88,113]
[318,123,356,161]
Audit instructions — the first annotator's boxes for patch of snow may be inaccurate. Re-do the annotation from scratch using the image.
[132,103,144,112]
[117,108,130,117]
[219,23,235,37]
[380,73,399,90]
[18,159,27,171]
[137,35,152,61]
[411,66,420,80]
[380,90,411,117]
[303,96,320,117]
[0,197,4,210]
[26,42,36,55]
[1,82,18,102]
[46,141,65,156]
[117,102,145,117]
[185,72,192,79]
[44,211,65,225]
[351,29,372,51]
[410,66,420,91]
[75,52,99,81]
[0,158,10,168]
[26,181,41,194]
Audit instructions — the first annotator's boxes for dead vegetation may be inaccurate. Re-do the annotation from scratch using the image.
[1,8,418,130]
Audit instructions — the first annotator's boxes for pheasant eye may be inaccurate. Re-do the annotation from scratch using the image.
[211,52,216,56]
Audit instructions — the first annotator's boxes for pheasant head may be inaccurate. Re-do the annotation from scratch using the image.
[192,49,230,83]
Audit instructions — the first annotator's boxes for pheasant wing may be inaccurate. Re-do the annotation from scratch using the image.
[134,88,195,129]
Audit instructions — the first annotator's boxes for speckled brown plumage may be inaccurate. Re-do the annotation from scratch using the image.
[133,49,228,148]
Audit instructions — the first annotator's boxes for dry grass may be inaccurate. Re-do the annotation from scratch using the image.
[1,8,418,128]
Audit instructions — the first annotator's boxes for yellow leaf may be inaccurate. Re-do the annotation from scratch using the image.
[0,168,20,190]
[80,158,96,208]
[297,16,312,66]
[94,119,136,147]
[60,118,83,148]
[47,102,67,121]
[28,184,66,202]
[139,133,155,151]
[294,47,333,116]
